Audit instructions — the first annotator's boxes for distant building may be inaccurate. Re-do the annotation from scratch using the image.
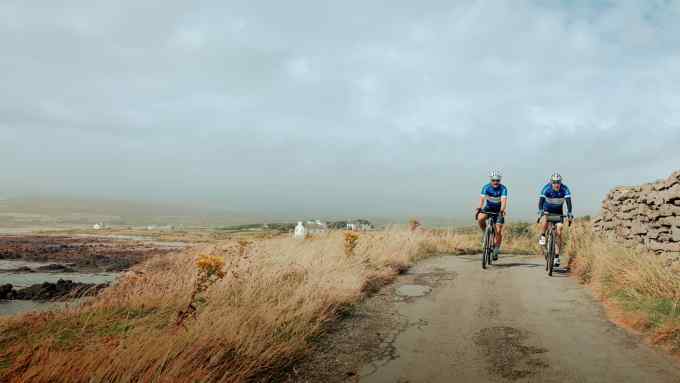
[346,219,374,231]
[305,219,328,235]
[93,223,104,230]
[293,220,329,239]
[326,219,374,231]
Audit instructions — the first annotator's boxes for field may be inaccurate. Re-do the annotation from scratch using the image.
[2,220,677,382]
[0,223,538,383]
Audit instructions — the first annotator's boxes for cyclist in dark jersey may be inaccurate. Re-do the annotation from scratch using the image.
[538,172,573,267]
[476,170,508,260]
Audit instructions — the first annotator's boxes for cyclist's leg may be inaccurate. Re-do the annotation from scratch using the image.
[555,222,564,255]
[477,212,488,231]
[539,214,549,236]
[538,214,548,244]
[495,214,505,248]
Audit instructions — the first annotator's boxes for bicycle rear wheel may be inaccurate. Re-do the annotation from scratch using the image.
[547,231,555,276]
[544,232,550,271]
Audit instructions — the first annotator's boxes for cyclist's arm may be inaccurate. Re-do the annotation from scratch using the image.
[478,186,487,210]
[565,186,573,216]
[538,195,545,212]
[566,197,573,215]
[500,187,508,214]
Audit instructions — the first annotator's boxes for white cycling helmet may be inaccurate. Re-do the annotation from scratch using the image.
[489,170,502,181]
[550,172,562,183]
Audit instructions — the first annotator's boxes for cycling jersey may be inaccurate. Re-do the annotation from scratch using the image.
[480,183,508,213]
[539,183,572,214]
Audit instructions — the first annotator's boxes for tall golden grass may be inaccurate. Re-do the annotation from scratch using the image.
[566,221,680,353]
[0,228,482,383]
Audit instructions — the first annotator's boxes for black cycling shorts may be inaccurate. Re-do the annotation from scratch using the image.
[481,208,505,225]
[543,213,564,224]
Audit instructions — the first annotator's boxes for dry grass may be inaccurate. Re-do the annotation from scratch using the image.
[425,221,540,255]
[566,221,680,354]
[0,227,476,383]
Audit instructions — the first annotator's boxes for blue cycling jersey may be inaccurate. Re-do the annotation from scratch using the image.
[480,183,508,212]
[539,183,572,214]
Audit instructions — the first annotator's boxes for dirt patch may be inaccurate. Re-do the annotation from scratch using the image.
[283,284,406,382]
[473,326,548,380]
[0,235,178,272]
[395,284,431,297]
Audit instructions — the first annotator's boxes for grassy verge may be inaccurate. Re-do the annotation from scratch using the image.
[566,221,680,354]
[0,228,479,382]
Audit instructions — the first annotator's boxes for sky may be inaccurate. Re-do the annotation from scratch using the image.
[1,0,680,221]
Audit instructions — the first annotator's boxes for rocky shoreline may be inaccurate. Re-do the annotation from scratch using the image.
[0,235,177,272]
[1,279,108,300]
[0,235,180,307]
[1,263,77,273]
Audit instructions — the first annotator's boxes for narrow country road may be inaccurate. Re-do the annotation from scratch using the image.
[357,254,680,383]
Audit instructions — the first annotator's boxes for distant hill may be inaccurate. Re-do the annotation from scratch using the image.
[0,197,267,228]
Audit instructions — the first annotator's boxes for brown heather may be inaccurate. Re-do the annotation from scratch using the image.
[0,223,553,382]
[0,228,481,383]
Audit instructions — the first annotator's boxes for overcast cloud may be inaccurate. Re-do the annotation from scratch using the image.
[1,1,680,220]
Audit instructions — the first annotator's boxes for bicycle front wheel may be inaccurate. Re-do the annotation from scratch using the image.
[482,227,492,269]
[488,229,495,265]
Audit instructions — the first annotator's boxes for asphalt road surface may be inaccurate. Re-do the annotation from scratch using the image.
[358,254,680,383]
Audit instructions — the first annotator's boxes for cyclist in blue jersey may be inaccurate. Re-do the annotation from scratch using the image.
[538,172,573,267]
[476,170,508,260]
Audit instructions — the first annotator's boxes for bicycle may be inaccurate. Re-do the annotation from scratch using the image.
[478,210,500,270]
[537,213,571,276]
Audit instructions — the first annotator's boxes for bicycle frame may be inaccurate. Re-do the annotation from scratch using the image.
[481,212,499,269]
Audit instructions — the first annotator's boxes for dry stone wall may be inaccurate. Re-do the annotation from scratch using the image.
[593,170,680,254]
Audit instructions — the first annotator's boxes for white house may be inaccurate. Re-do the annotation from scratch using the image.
[293,222,307,239]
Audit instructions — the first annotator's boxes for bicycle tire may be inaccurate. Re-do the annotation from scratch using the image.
[482,225,492,269]
[547,229,555,276]
[488,228,495,265]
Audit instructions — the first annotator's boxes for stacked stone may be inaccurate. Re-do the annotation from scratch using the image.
[593,170,680,254]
